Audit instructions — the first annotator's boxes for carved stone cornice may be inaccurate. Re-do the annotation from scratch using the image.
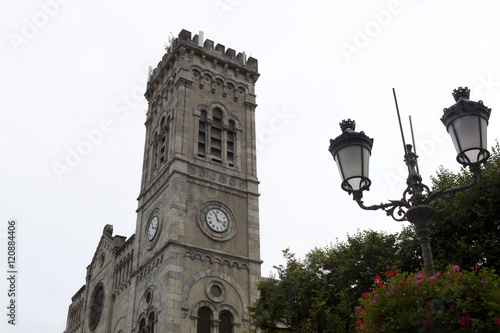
[244,101,257,111]
[184,249,250,271]
[187,164,248,195]
[174,76,193,89]
[187,178,247,198]
[137,165,172,210]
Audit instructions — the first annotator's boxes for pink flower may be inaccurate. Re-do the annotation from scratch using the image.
[449,305,454,312]
[494,315,500,325]
[428,321,433,327]
[415,270,425,279]
[460,316,471,326]
[385,270,398,277]
[466,297,470,302]
[481,278,488,284]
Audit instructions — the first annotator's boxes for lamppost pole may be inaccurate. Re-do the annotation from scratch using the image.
[329,87,491,274]
[406,205,435,274]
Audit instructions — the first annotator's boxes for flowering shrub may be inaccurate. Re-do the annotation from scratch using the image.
[355,266,500,332]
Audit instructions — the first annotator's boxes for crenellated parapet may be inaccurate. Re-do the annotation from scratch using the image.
[65,285,86,333]
[145,29,259,101]
[113,235,135,294]
[113,249,134,294]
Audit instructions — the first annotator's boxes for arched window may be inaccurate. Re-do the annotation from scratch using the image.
[138,318,146,332]
[151,115,172,176]
[227,120,235,167]
[152,132,159,171]
[197,307,212,333]
[219,311,233,333]
[137,312,155,333]
[159,117,171,164]
[196,107,238,167]
[148,312,155,333]
[210,108,223,161]
[198,111,207,157]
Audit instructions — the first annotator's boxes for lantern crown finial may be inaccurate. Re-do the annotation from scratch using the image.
[340,119,356,133]
[452,86,470,102]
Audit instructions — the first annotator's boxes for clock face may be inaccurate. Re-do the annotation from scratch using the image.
[147,216,159,241]
[198,201,236,241]
[205,209,228,232]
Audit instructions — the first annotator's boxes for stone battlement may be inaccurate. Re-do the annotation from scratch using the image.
[148,29,258,87]
[177,29,257,69]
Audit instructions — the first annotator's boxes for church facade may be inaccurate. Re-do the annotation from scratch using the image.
[64,30,261,333]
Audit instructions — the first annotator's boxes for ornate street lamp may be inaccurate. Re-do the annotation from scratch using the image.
[441,87,491,172]
[328,87,491,274]
[329,119,373,194]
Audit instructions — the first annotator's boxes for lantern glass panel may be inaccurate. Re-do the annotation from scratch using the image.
[448,115,488,164]
[334,144,370,191]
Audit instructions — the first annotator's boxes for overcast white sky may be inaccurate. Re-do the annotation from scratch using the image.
[1,0,500,331]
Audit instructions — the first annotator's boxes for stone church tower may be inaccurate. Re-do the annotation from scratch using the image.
[64,29,261,333]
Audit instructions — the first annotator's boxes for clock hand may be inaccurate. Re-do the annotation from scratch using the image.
[214,211,221,222]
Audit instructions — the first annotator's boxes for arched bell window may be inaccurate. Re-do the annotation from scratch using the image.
[159,116,171,165]
[227,120,236,167]
[210,108,223,160]
[159,118,167,164]
[151,115,172,176]
[151,132,159,171]
[196,107,239,168]
[198,111,207,157]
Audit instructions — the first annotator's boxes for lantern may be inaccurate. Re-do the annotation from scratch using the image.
[329,119,374,194]
[441,87,491,168]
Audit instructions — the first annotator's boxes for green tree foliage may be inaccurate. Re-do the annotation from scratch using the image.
[429,141,500,270]
[248,230,421,332]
